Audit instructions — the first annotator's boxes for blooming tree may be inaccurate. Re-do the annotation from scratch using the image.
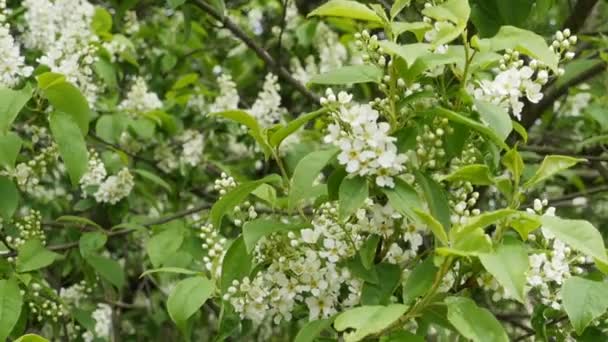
[1,0,608,341]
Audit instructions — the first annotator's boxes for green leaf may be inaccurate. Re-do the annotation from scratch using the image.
[361,263,401,305]
[432,107,508,150]
[402,257,438,305]
[415,171,451,230]
[562,276,608,335]
[523,155,585,188]
[421,0,470,45]
[479,236,529,303]
[334,304,408,342]
[140,267,199,278]
[452,209,517,237]
[79,232,107,257]
[445,296,508,342]
[16,240,60,273]
[14,334,50,342]
[502,148,524,186]
[441,164,494,185]
[0,132,22,169]
[441,228,492,256]
[49,111,88,185]
[309,65,383,85]
[211,110,272,157]
[473,26,559,72]
[0,85,32,134]
[91,7,112,35]
[414,209,448,246]
[146,227,185,267]
[269,108,327,147]
[221,237,251,292]
[93,58,118,90]
[172,73,199,90]
[359,235,380,270]
[86,254,126,288]
[37,74,91,134]
[289,148,339,209]
[242,219,310,253]
[381,178,423,220]
[294,317,335,342]
[57,215,103,230]
[339,176,368,221]
[308,0,382,23]
[0,278,22,342]
[475,100,512,141]
[167,276,214,324]
[133,169,173,193]
[0,176,18,219]
[390,0,412,19]
[511,120,528,143]
[210,174,281,228]
[167,0,186,8]
[391,22,431,41]
[378,41,431,66]
[540,216,608,263]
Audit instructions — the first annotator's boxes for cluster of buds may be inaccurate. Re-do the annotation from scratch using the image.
[355,30,387,67]
[415,119,452,169]
[551,28,577,62]
[5,210,45,250]
[213,172,237,196]
[199,223,226,274]
[27,283,67,323]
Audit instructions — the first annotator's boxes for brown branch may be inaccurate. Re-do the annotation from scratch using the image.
[192,0,320,103]
[519,145,608,162]
[562,0,599,33]
[522,185,608,208]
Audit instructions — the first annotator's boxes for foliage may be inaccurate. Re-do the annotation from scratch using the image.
[1,0,608,340]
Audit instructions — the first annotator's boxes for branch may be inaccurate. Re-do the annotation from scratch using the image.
[522,185,608,209]
[5,202,212,256]
[519,145,608,162]
[562,0,599,33]
[192,0,320,104]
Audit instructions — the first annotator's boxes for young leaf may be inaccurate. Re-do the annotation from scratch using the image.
[16,239,60,273]
[360,263,401,305]
[445,296,508,342]
[523,155,585,188]
[289,148,339,209]
[432,107,508,149]
[37,75,91,134]
[91,7,112,35]
[415,171,451,230]
[220,237,251,292]
[479,236,529,303]
[338,176,368,221]
[0,132,22,169]
[210,174,281,228]
[79,232,108,257]
[540,216,608,263]
[473,26,559,72]
[562,276,608,335]
[269,108,327,147]
[0,85,33,134]
[390,0,412,19]
[308,0,383,23]
[13,334,49,342]
[402,257,438,305]
[294,317,335,342]
[440,164,494,185]
[242,219,310,253]
[0,278,22,342]
[86,254,126,288]
[146,227,185,267]
[167,276,214,325]
[381,178,423,220]
[475,100,512,141]
[414,210,448,246]
[309,65,383,85]
[210,110,272,157]
[334,304,408,342]
[0,176,18,219]
[421,0,470,45]
[49,111,88,185]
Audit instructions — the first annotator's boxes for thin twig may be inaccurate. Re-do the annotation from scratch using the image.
[192,0,320,103]
[519,145,608,161]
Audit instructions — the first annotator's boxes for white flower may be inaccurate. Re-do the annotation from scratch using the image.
[210,73,240,112]
[118,77,163,116]
[94,168,134,204]
[300,228,320,244]
[91,303,112,339]
[249,73,285,128]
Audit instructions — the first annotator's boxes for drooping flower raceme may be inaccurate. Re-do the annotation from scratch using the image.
[118,76,163,116]
[0,1,33,87]
[322,89,408,188]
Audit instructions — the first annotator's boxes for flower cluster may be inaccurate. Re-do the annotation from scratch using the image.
[209,73,240,113]
[22,0,100,102]
[178,130,205,167]
[26,283,67,323]
[80,153,134,204]
[4,210,45,250]
[0,0,33,87]
[525,200,588,310]
[249,73,285,128]
[82,303,113,341]
[322,89,408,187]
[118,76,164,116]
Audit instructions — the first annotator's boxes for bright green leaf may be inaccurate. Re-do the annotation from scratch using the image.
[86,254,126,288]
[167,276,214,324]
[540,216,608,263]
[0,278,22,342]
[441,164,494,185]
[0,176,18,219]
[289,148,339,209]
[0,85,33,134]
[524,155,585,188]
[220,237,251,292]
[479,236,529,303]
[382,178,423,220]
[79,232,108,257]
[242,219,310,253]
[334,304,408,342]
[0,132,22,169]
[49,111,89,185]
[562,276,608,335]
[339,176,368,221]
[309,65,384,85]
[294,317,335,342]
[308,0,382,23]
[445,296,508,342]
[16,239,60,273]
[475,100,512,141]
